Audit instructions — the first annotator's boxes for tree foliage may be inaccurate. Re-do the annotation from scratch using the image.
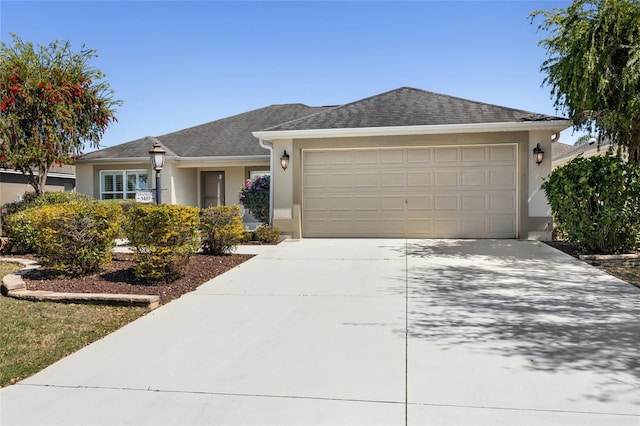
[0,34,121,194]
[532,0,640,164]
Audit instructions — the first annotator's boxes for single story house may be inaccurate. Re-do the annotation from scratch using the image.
[77,87,570,240]
[76,103,334,223]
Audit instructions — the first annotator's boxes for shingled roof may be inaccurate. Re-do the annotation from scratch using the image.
[263,87,565,132]
[78,104,333,161]
[553,138,613,163]
[552,142,577,161]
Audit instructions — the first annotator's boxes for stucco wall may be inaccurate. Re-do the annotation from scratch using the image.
[76,160,270,208]
[75,163,94,198]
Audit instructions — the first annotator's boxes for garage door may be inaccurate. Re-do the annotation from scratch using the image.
[302,145,517,238]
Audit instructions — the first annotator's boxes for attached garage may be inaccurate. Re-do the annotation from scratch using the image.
[302,144,517,238]
[253,87,571,240]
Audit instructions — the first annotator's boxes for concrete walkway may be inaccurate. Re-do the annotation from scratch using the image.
[1,239,638,425]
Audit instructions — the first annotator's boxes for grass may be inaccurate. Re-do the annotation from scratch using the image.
[0,261,146,387]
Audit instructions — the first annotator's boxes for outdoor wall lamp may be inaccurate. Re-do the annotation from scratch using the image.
[149,140,166,204]
[533,143,544,165]
[280,150,290,171]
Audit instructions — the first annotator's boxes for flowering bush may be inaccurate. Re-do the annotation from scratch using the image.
[239,175,270,224]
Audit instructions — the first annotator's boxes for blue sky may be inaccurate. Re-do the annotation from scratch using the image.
[1,1,583,149]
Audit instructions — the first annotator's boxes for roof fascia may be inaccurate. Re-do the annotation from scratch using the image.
[0,168,75,179]
[76,155,270,165]
[75,157,152,164]
[253,120,572,141]
[173,155,270,163]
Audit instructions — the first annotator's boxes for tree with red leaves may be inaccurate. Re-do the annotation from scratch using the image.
[0,34,121,194]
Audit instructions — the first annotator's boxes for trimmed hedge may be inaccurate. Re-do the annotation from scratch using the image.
[1,191,93,238]
[3,207,42,254]
[253,225,280,244]
[200,205,244,255]
[123,204,200,283]
[542,155,640,254]
[35,202,123,276]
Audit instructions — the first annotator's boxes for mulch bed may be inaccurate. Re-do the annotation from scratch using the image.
[16,253,253,305]
[544,240,639,258]
[543,241,585,258]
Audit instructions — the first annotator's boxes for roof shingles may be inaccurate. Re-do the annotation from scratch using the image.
[79,104,332,161]
[264,87,565,132]
[79,87,566,162]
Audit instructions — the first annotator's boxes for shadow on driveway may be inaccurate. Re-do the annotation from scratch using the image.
[395,240,640,405]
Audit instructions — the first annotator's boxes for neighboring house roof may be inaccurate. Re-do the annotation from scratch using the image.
[78,104,334,162]
[553,138,613,163]
[552,142,576,161]
[0,163,75,178]
[262,87,566,132]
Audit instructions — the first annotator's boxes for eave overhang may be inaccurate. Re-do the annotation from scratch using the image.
[253,120,572,142]
[75,155,270,165]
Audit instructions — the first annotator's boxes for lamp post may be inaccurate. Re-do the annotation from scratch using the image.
[149,141,166,204]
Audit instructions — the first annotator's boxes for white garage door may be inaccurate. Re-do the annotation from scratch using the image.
[302,144,517,238]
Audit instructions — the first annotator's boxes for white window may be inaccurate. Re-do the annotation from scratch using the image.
[249,170,270,180]
[100,170,149,200]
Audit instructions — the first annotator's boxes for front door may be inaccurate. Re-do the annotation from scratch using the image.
[202,171,225,208]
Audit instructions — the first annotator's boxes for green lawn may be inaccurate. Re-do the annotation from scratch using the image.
[0,261,146,387]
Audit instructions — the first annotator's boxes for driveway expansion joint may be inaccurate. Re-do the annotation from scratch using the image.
[18,383,405,406]
[407,401,640,418]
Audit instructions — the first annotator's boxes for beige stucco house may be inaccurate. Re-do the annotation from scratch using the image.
[76,104,333,221]
[77,87,570,240]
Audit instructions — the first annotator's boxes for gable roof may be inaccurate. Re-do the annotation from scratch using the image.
[261,87,566,132]
[78,104,333,162]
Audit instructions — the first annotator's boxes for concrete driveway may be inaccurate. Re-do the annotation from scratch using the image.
[1,239,638,425]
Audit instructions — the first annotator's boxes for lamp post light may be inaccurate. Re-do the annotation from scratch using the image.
[149,140,166,204]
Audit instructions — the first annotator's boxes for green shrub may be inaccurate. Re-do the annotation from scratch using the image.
[542,155,640,253]
[3,207,43,254]
[123,204,200,283]
[239,175,270,224]
[242,230,253,243]
[1,191,92,227]
[35,202,123,276]
[200,205,244,255]
[253,225,280,244]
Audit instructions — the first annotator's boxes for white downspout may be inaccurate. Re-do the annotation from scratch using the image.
[258,139,274,225]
